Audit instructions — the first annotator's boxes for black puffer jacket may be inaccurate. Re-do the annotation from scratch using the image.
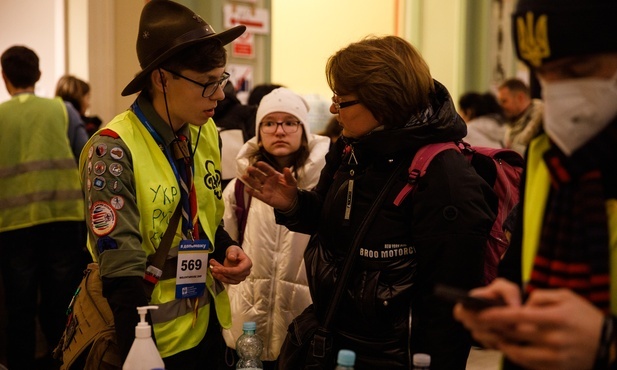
[276,81,496,370]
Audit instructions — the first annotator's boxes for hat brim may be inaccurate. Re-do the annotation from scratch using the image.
[121,25,246,96]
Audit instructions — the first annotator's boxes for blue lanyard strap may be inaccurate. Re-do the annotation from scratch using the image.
[131,101,194,237]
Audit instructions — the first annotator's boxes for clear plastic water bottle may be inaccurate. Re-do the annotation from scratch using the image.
[335,349,356,370]
[413,353,431,370]
[236,321,263,370]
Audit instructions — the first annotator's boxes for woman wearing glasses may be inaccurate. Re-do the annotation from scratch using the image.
[242,36,496,369]
[220,87,330,369]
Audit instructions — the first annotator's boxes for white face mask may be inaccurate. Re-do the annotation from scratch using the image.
[541,70,617,156]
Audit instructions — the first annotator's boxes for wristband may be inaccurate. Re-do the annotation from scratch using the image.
[144,265,162,285]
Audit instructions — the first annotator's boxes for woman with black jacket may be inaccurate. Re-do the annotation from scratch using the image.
[242,35,496,370]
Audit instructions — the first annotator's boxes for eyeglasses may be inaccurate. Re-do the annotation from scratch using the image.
[260,120,301,134]
[332,95,360,111]
[162,68,230,98]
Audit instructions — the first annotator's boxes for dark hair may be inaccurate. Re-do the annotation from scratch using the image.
[498,78,530,97]
[459,92,503,120]
[143,41,227,99]
[248,83,284,106]
[1,46,41,88]
[251,128,310,178]
[55,75,90,114]
[319,116,343,142]
[326,35,434,128]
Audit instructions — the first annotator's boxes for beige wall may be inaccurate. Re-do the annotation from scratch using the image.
[87,1,143,124]
[419,0,465,99]
[270,0,471,103]
[270,0,398,98]
[1,0,509,125]
[0,0,65,102]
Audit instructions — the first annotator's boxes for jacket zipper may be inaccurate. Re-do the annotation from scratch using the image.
[343,146,358,225]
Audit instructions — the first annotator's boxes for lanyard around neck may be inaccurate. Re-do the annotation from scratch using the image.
[132,100,195,236]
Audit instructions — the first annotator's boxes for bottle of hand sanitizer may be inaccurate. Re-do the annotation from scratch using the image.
[122,305,165,370]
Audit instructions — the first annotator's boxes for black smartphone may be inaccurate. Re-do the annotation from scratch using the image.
[434,284,505,311]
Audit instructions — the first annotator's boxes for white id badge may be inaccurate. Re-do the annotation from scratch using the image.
[175,239,210,299]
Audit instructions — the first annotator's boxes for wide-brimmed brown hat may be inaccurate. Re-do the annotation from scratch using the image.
[122,0,246,96]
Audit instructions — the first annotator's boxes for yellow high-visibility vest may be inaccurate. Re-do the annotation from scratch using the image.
[0,94,83,232]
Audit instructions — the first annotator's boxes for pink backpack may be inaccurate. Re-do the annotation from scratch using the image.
[394,141,524,285]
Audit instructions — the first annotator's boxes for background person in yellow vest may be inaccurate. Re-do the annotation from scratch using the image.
[0,45,88,370]
[455,1,617,369]
[78,1,252,369]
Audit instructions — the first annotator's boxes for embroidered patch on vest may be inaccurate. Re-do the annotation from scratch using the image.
[91,201,117,236]
[97,236,118,254]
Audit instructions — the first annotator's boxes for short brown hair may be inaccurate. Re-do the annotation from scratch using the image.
[498,78,530,97]
[326,35,434,128]
[1,45,40,88]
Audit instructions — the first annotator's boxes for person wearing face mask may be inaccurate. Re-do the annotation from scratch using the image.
[454,1,617,369]
[220,88,330,369]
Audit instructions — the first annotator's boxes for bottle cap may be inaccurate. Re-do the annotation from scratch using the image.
[413,353,431,367]
[242,321,257,331]
[337,349,356,366]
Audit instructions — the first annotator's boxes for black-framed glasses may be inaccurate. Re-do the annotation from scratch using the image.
[332,95,360,111]
[162,68,230,98]
[260,120,301,134]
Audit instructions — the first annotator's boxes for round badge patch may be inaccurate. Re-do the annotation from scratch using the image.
[93,176,106,190]
[109,179,123,193]
[96,143,108,157]
[93,161,107,176]
[110,195,125,210]
[88,145,94,159]
[90,201,117,236]
[110,147,125,160]
[109,162,123,177]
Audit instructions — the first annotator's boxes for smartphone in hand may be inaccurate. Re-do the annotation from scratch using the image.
[434,284,505,311]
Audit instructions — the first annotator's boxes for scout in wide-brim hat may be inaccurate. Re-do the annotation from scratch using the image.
[122,0,246,96]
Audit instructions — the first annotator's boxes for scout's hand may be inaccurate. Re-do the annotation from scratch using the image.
[209,245,252,285]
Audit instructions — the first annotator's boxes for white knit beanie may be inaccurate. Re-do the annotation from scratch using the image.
[255,87,311,140]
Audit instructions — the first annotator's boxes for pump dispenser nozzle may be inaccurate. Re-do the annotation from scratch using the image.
[135,305,158,338]
[122,305,164,370]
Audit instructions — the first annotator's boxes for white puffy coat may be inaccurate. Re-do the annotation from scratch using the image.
[221,133,331,360]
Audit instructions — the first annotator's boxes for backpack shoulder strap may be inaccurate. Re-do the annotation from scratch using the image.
[234,179,252,245]
[393,142,461,206]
